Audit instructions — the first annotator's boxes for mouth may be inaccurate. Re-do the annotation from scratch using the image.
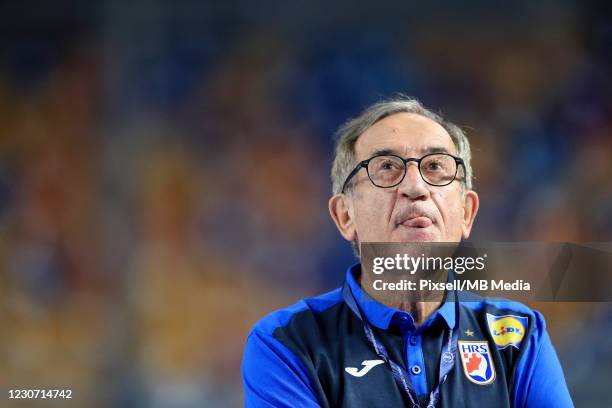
[399,216,433,228]
[395,207,436,229]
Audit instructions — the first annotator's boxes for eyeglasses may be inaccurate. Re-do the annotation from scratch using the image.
[341,153,465,193]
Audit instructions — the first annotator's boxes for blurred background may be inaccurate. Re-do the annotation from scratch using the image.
[0,0,611,406]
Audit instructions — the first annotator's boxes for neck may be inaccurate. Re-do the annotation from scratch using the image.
[359,273,442,328]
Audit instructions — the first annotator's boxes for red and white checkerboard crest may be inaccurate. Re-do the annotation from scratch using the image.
[458,340,496,385]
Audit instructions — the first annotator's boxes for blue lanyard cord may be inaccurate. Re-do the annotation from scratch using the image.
[342,283,460,408]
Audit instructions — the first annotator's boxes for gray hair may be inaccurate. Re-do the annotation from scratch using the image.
[331,96,474,195]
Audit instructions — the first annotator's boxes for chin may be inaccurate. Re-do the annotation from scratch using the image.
[393,227,441,242]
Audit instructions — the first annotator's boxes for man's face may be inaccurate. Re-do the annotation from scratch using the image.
[338,112,478,244]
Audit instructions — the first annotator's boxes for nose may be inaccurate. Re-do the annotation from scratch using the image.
[397,162,430,200]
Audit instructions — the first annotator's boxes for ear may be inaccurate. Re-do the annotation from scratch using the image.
[461,190,479,240]
[329,194,357,242]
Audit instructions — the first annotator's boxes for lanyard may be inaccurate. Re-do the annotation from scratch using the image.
[342,282,459,408]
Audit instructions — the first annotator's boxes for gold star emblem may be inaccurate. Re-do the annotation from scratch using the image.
[465,329,474,337]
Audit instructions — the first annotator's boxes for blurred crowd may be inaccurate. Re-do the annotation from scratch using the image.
[0,1,611,407]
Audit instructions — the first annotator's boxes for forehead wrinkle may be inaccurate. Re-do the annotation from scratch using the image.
[355,113,456,160]
[368,145,452,158]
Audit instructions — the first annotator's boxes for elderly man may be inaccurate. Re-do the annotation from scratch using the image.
[242,97,573,407]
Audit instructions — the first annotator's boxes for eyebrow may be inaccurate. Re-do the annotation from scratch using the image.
[369,146,451,157]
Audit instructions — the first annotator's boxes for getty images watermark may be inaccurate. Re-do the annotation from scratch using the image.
[360,242,612,302]
[369,252,530,292]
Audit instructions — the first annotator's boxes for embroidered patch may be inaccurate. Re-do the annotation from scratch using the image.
[458,341,496,385]
[486,313,528,349]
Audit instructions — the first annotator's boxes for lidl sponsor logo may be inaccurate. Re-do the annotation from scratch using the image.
[459,341,496,385]
[486,313,528,349]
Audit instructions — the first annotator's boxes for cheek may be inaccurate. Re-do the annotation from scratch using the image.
[354,192,395,233]
[430,191,448,216]
[431,191,463,227]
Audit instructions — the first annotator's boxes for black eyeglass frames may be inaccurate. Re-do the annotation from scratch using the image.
[341,153,464,193]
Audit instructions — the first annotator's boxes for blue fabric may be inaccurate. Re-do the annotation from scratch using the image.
[511,311,574,408]
[459,298,573,407]
[345,263,456,396]
[242,263,574,407]
[242,288,343,407]
[243,329,320,408]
